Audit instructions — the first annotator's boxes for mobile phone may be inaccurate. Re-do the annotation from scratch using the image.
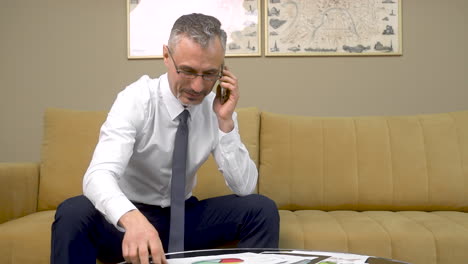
[216,82,230,104]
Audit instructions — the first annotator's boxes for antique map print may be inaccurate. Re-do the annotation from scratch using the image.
[266,0,401,56]
[128,0,260,58]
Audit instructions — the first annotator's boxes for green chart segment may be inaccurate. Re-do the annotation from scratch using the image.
[192,258,244,264]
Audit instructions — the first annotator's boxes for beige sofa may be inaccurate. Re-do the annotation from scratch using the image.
[1,107,467,264]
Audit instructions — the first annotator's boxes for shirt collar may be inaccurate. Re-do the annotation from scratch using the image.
[159,73,202,121]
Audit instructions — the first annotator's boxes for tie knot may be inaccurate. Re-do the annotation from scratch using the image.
[179,109,189,124]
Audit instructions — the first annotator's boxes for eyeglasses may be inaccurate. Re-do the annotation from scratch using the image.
[167,47,223,82]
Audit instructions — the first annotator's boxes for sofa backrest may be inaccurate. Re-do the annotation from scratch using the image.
[38,107,260,211]
[259,111,468,212]
[39,108,107,211]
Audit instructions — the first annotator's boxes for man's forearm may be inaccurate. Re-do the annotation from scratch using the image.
[83,170,136,230]
[214,126,258,195]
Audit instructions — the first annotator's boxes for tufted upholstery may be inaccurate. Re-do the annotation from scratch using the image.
[1,108,467,264]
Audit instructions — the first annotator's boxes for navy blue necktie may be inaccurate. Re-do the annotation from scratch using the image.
[168,109,189,253]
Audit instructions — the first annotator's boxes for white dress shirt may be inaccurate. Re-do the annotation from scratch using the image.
[83,74,258,230]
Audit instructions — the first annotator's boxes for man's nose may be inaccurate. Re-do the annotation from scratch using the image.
[191,76,206,93]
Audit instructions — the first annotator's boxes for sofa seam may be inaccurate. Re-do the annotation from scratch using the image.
[294,212,306,249]
[363,212,394,260]
[321,119,325,209]
[352,118,359,209]
[288,118,293,209]
[432,212,468,231]
[399,212,439,264]
[9,241,13,264]
[385,119,395,209]
[448,112,467,208]
[417,116,431,208]
[330,212,350,253]
[256,109,261,194]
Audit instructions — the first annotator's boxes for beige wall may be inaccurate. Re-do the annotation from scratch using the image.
[1,0,467,162]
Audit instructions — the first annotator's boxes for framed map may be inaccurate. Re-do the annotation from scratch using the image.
[265,0,402,56]
[127,0,261,59]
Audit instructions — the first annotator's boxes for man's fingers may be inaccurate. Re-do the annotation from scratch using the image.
[148,239,166,264]
[149,240,159,264]
[138,243,150,264]
[127,244,139,264]
[119,211,164,264]
[122,243,130,263]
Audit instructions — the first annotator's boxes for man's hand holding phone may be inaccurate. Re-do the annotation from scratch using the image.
[216,82,230,105]
[213,66,238,133]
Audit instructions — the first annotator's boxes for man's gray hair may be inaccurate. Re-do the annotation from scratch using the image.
[168,13,227,53]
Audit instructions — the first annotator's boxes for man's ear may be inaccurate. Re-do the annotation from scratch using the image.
[163,45,170,67]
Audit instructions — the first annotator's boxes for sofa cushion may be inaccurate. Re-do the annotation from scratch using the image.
[260,111,468,211]
[278,210,468,264]
[0,210,55,263]
[38,108,107,211]
[38,107,260,211]
[0,163,39,224]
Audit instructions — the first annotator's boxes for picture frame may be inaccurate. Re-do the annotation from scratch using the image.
[127,0,261,59]
[265,0,402,56]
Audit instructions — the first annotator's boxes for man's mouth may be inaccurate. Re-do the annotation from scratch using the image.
[182,89,206,100]
[185,92,201,100]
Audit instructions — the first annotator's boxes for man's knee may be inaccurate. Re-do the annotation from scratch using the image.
[243,194,279,221]
[54,195,96,227]
[238,194,280,247]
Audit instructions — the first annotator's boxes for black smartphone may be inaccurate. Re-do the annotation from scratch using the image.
[216,81,230,104]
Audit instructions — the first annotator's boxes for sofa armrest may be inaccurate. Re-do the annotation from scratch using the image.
[0,162,40,224]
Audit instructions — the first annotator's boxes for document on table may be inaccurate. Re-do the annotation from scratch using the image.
[167,251,370,264]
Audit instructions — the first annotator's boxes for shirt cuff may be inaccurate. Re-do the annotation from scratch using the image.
[219,120,241,138]
[104,195,137,232]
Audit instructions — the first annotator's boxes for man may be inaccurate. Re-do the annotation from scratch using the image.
[51,13,279,264]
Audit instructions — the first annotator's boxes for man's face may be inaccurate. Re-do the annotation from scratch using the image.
[163,37,224,106]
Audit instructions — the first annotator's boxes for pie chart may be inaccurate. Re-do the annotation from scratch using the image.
[192,258,244,264]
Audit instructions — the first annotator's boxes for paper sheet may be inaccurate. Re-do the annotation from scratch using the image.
[167,251,370,264]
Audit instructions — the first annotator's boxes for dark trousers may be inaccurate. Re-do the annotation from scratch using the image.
[51,194,280,264]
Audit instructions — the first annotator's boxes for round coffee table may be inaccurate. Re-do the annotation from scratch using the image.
[165,248,410,264]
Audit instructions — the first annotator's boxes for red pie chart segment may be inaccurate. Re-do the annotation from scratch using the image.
[221,259,244,263]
